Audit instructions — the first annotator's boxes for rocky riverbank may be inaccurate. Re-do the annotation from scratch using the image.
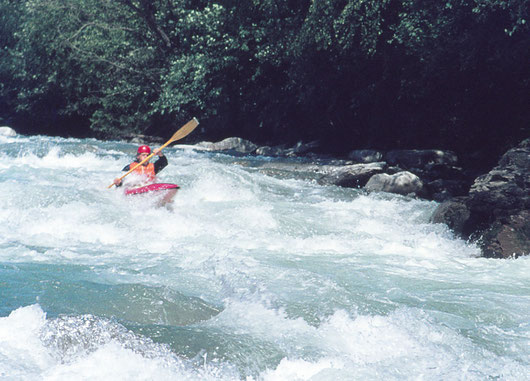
[195,137,473,201]
[196,137,529,259]
[431,138,529,258]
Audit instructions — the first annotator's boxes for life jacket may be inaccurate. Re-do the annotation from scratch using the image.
[129,161,156,182]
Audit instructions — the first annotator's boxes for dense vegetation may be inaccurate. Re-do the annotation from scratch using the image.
[1,0,528,166]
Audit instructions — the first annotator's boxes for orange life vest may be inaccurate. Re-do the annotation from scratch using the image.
[129,162,156,182]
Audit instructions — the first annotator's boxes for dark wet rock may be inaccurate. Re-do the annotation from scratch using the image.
[318,162,387,188]
[197,138,321,157]
[467,141,530,217]
[365,171,425,197]
[426,179,470,202]
[480,210,530,258]
[255,141,321,158]
[466,139,529,258]
[432,138,529,258]
[430,198,470,234]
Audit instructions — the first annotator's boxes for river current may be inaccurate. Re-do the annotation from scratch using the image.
[0,134,528,380]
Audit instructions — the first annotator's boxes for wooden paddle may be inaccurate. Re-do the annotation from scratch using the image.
[108,117,199,188]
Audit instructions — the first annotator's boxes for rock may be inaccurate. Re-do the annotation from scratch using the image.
[255,145,287,157]
[252,161,321,180]
[347,149,383,163]
[284,141,320,157]
[466,138,530,258]
[481,210,530,258]
[467,139,530,218]
[430,198,470,235]
[431,138,529,258]
[196,137,258,154]
[318,162,387,188]
[467,170,527,217]
[426,179,470,201]
[382,150,465,199]
[365,171,425,196]
[217,139,320,157]
[385,149,458,169]
[120,133,164,145]
[0,126,16,136]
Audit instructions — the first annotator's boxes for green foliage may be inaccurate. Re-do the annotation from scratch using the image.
[0,0,528,160]
[154,4,228,119]
[0,0,23,123]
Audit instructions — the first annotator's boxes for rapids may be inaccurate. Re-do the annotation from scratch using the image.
[0,134,528,380]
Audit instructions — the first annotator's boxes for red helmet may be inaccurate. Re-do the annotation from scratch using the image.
[137,145,151,154]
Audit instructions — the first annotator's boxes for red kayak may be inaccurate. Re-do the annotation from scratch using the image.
[124,183,180,196]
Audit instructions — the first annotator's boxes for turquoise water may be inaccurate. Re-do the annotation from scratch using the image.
[0,134,528,380]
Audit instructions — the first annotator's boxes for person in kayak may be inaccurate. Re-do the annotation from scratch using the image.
[113,145,168,187]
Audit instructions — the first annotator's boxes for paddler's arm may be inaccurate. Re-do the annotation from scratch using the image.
[153,149,168,174]
[113,164,132,187]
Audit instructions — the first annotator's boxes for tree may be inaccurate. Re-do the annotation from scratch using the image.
[0,1,25,125]
[389,0,530,163]
[0,0,527,163]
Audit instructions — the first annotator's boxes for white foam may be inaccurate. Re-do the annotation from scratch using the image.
[259,307,528,380]
[0,305,239,380]
[0,305,54,378]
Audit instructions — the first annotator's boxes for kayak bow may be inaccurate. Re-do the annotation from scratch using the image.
[124,183,180,196]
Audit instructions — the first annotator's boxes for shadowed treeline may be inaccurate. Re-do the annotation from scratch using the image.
[1,0,528,169]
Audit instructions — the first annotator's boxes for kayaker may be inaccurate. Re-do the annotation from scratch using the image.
[113,145,168,187]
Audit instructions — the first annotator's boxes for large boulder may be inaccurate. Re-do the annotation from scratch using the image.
[196,137,258,154]
[126,134,164,145]
[466,138,530,258]
[480,210,530,258]
[467,139,530,218]
[365,171,425,197]
[318,162,387,188]
[0,126,16,136]
[431,138,530,258]
[430,198,470,235]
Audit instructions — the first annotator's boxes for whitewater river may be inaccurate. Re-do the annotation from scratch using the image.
[0,134,528,380]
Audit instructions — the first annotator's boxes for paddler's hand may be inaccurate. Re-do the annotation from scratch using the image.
[153,148,164,157]
[113,178,122,187]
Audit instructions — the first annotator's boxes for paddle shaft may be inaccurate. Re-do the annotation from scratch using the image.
[108,118,199,188]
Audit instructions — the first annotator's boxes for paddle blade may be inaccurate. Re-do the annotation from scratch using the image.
[167,117,199,145]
